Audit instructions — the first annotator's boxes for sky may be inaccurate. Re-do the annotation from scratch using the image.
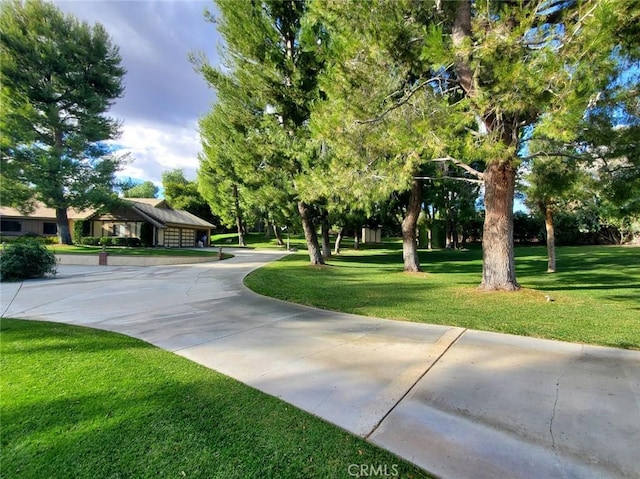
[52,0,222,189]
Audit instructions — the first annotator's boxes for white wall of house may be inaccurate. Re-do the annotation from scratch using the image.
[91,221,144,238]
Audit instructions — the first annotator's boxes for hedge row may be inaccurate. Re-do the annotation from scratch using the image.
[0,234,58,245]
[79,237,141,247]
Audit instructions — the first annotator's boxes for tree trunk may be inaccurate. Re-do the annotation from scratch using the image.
[321,213,331,258]
[446,218,455,249]
[479,162,520,291]
[544,206,556,273]
[334,228,343,255]
[264,220,271,239]
[402,179,422,273]
[233,184,246,247]
[272,223,284,246]
[461,227,469,248]
[427,225,433,250]
[298,201,324,265]
[353,229,360,250]
[56,207,73,245]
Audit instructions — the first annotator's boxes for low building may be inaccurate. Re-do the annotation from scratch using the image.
[0,198,214,248]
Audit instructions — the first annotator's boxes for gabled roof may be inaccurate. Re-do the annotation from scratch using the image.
[126,199,215,229]
[125,198,166,207]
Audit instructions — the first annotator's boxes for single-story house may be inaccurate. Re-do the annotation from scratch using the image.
[0,198,214,248]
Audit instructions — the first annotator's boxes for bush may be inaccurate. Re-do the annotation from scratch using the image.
[73,220,85,244]
[99,237,113,247]
[513,212,543,244]
[80,236,101,246]
[0,239,57,282]
[111,237,125,247]
[110,237,141,247]
[0,236,20,244]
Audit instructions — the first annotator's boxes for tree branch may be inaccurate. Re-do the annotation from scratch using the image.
[352,75,448,127]
[431,156,485,179]
[415,175,484,184]
[520,151,592,162]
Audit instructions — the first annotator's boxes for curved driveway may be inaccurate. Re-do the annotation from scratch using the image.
[1,248,639,479]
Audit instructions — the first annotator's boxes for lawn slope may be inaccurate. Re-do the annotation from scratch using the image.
[245,245,639,349]
[1,319,430,479]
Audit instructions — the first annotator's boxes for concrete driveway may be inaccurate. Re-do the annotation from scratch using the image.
[1,248,639,479]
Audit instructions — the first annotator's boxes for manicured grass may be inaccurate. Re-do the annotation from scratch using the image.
[48,245,226,257]
[211,232,311,250]
[0,318,430,479]
[245,244,640,349]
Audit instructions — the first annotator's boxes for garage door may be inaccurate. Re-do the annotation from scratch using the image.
[181,229,195,247]
[164,228,181,248]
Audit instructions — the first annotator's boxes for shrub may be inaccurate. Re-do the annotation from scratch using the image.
[110,237,141,247]
[0,236,20,244]
[0,239,57,281]
[513,212,543,244]
[99,237,113,247]
[81,236,101,246]
[0,235,57,245]
[39,235,59,245]
[73,220,85,244]
[111,237,126,247]
[127,237,141,247]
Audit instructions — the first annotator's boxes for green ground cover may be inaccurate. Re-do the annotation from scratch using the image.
[245,244,640,349]
[0,319,430,479]
[211,232,309,250]
[47,245,226,257]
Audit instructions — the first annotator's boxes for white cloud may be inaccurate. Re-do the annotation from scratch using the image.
[112,120,202,185]
[51,0,220,185]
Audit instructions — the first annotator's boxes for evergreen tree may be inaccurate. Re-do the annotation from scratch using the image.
[197,103,254,246]
[522,157,583,272]
[0,0,126,244]
[311,0,628,289]
[194,0,327,263]
[162,169,218,226]
[123,181,158,198]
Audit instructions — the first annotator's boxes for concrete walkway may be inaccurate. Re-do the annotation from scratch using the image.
[1,248,638,479]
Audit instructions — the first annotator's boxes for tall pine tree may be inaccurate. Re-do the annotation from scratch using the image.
[0,0,126,244]
[194,0,327,263]
[311,0,627,289]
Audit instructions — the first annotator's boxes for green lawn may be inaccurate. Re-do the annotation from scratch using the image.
[0,318,430,479]
[211,232,309,250]
[48,244,228,257]
[245,244,640,349]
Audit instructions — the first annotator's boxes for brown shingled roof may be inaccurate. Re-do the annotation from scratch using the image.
[0,199,215,230]
[126,199,215,229]
[0,203,92,220]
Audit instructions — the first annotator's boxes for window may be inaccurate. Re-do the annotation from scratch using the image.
[43,222,57,235]
[112,223,126,237]
[1,220,21,232]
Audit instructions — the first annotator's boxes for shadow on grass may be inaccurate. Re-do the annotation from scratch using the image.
[248,246,640,349]
[0,319,148,354]
[302,245,638,295]
[2,319,432,479]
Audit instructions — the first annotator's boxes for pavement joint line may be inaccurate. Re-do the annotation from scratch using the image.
[0,281,23,318]
[549,344,584,453]
[364,327,468,440]
[170,310,309,353]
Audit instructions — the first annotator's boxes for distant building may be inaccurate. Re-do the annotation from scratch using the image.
[0,198,214,248]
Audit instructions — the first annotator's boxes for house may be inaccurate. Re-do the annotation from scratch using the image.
[0,198,214,248]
